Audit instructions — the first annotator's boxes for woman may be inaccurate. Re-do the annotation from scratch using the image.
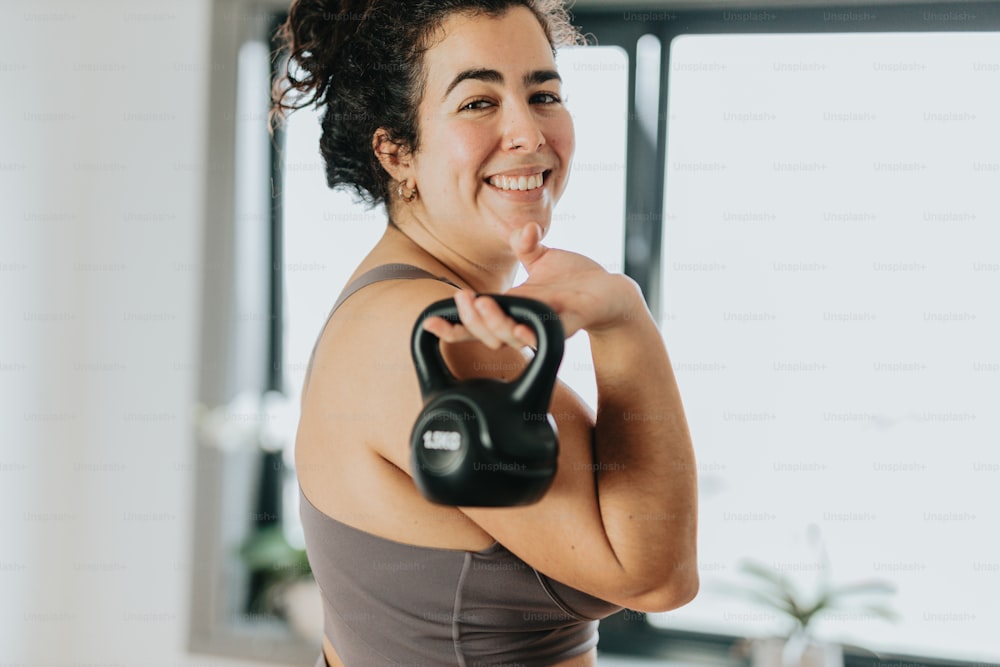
[272,1,699,665]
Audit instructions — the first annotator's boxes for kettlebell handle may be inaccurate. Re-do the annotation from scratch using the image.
[411,295,565,410]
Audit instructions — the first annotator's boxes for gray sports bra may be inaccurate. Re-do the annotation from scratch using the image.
[299,263,623,666]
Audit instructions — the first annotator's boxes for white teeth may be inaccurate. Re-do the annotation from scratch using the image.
[489,172,545,191]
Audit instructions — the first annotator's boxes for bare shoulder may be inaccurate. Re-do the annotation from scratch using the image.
[295,276,496,549]
[305,275,463,401]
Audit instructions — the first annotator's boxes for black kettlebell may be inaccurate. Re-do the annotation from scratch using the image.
[409,295,565,507]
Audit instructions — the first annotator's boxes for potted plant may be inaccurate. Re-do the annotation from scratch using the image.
[240,523,322,640]
[196,390,322,640]
[723,529,898,667]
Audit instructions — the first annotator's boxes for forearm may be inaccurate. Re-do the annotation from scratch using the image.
[588,293,698,598]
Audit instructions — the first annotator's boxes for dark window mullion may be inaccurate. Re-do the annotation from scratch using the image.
[245,13,290,616]
[268,12,287,397]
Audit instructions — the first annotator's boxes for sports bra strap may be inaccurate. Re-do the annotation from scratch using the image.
[302,263,460,393]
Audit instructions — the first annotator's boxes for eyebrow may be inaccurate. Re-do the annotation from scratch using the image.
[442,68,562,99]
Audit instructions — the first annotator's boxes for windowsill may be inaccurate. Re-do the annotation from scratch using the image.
[597,612,994,667]
[598,615,743,666]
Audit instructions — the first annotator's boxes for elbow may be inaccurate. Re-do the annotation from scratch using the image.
[622,569,700,613]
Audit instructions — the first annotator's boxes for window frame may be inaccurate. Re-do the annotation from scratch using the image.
[192,0,318,664]
[568,2,1000,663]
[572,0,1000,321]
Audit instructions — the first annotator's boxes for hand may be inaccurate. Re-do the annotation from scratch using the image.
[421,223,646,349]
[504,222,644,338]
[422,288,540,350]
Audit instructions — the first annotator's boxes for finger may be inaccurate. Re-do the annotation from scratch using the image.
[421,316,475,344]
[497,287,583,339]
[424,299,537,349]
[510,223,548,271]
[454,290,503,350]
[473,296,536,350]
[511,322,538,350]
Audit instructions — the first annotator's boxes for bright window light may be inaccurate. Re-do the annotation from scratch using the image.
[655,31,1000,662]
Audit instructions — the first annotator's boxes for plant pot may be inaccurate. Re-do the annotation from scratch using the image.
[281,578,324,641]
[750,635,844,667]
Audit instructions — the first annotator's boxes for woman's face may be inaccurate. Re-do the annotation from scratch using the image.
[408,6,575,257]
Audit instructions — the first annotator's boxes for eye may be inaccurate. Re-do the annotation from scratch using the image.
[531,92,562,105]
[460,98,494,112]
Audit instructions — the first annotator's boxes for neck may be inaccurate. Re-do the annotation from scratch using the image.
[385,209,519,295]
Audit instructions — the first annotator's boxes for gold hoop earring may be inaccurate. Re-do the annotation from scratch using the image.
[397,180,418,202]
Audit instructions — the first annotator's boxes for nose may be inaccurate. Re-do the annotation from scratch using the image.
[502,100,545,152]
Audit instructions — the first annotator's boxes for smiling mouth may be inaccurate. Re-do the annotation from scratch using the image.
[486,170,550,192]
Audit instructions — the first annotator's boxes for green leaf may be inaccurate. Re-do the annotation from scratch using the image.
[720,556,898,630]
[797,593,831,629]
[239,525,307,572]
[861,604,902,622]
[712,579,799,616]
[826,579,896,598]
[739,560,802,599]
[748,589,800,617]
[740,560,790,587]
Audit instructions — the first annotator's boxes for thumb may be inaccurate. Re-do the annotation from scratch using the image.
[510,223,547,270]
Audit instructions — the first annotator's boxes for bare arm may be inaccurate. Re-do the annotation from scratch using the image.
[588,292,698,608]
[417,224,699,610]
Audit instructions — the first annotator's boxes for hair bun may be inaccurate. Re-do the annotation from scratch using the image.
[270,0,372,128]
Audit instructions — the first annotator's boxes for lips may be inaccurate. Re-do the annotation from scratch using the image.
[485,170,550,192]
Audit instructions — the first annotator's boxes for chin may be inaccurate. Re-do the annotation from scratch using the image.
[502,211,552,233]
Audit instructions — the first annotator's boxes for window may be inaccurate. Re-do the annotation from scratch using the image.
[192,2,318,663]
[656,31,999,662]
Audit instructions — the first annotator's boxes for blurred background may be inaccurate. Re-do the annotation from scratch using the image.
[2,0,998,665]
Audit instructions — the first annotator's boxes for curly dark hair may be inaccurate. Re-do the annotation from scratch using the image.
[270,0,585,207]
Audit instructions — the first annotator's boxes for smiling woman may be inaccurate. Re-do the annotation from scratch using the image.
[270,2,699,666]
[371,7,575,281]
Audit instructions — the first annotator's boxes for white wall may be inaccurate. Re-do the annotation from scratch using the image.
[0,1,258,663]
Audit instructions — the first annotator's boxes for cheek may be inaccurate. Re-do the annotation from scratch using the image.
[548,113,575,167]
[548,118,575,201]
[428,124,492,184]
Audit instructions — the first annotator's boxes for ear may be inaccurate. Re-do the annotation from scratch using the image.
[372,129,414,184]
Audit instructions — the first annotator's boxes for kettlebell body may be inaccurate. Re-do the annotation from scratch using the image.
[410,295,565,507]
